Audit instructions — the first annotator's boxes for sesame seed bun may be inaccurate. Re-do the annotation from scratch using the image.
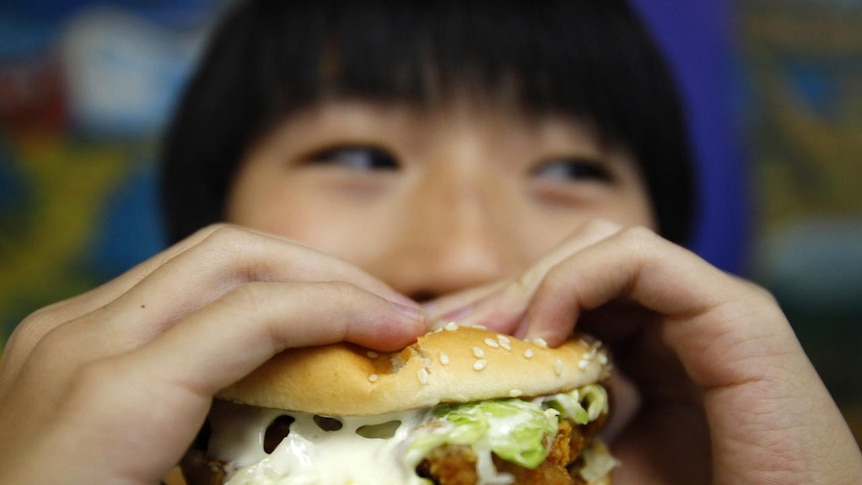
[217,325,612,416]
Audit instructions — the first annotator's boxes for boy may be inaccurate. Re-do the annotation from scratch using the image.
[2,1,860,483]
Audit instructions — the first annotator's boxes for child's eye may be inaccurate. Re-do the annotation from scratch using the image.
[306,144,400,171]
[531,158,613,183]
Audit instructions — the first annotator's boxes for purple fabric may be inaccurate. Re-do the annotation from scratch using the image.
[629,0,749,274]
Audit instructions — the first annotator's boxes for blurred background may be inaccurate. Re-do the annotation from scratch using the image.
[1,0,859,445]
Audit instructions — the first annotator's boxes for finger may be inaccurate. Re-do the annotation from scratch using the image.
[0,225,239,394]
[1,225,420,389]
[16,224,224,331]
[522,225,728,348]
[123,280,427,398]
[444,219,625,335]
[422,281,506,327]
[521,226,793,388]
[92,225,419,346]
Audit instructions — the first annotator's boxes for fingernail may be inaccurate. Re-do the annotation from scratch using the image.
[521,316,554,345]
[421,301,438,318]
[388,300,425,322]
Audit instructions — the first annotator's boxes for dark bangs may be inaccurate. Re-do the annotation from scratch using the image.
[161,0,695,244]
[255,1,682,133]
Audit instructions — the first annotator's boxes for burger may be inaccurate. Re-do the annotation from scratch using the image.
[181,324,618,484]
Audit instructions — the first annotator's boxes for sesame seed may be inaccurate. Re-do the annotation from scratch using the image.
[598,352,608,365]
[368,374,379,382]
[579,338,590,347]
[472,346,485,358]
[509,389,524,398]
[497,335,511,351]
[473,359,488,371]
[418,368,430,384]
[366,351,379,359]
[444,321,459,331]
[440,351,450,365]
[524,348,534,359]
[533,337,548,348]
[484,338,499,349]
[554,359,563,376]
[578,359,589,370]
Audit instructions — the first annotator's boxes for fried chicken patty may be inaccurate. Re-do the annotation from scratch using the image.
[416,415,607,485]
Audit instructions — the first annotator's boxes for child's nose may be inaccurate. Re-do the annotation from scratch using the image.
[372,167,523,302]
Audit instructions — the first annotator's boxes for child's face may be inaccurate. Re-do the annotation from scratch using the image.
[226,100,654,300]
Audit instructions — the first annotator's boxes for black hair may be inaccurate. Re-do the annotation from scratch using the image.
[161,0,695,245]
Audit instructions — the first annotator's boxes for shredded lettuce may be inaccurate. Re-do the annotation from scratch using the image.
[541,384,608,425]
[405,384,610,474]
[440,399,559,468]
[405,398,557,469]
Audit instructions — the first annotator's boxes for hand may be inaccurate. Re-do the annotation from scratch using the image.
[426,220,862,484]
[0,224,426,485]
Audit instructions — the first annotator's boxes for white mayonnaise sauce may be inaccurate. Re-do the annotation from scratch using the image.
[207,401,431,485]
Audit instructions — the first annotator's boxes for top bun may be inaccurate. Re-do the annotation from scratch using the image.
[217,325,612,416]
